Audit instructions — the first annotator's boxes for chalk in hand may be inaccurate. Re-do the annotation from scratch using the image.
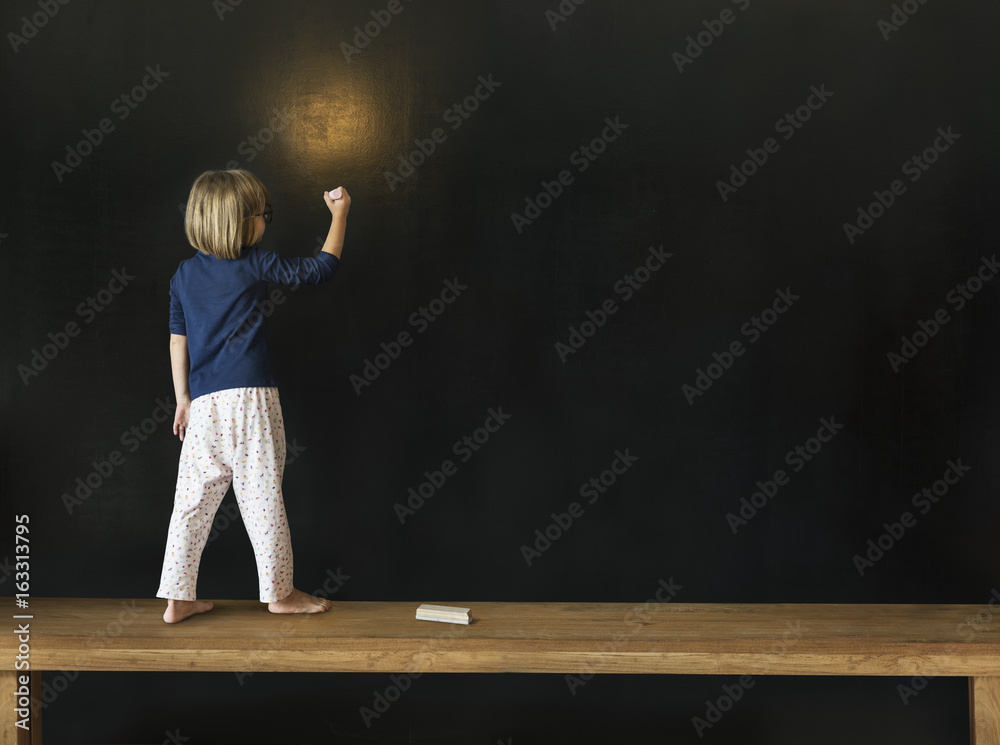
[328,188,343,200]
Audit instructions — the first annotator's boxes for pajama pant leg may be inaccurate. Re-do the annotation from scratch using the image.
[156,391,234,601]
[229,387,294,603]
[156,387,294,603]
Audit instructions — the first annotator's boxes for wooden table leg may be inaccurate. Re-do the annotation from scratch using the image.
[1,669,38,745]
[971,677,1000,745]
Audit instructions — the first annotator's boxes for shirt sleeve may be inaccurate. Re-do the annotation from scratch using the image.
[168,278,186,335]
[250,245,340,287]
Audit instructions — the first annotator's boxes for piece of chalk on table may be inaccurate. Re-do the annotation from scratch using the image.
[416,603,471,625]
[328,188,342,200]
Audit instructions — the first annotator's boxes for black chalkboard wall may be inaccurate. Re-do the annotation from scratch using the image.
[2,0,998,742]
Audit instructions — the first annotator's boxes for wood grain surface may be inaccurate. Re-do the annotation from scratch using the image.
[3,598,999,675]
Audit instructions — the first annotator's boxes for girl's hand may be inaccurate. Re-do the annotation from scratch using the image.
[173,399,191,441]
[324,186,351,217]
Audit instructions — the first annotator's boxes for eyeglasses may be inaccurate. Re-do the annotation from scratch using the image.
[250,204,272,224]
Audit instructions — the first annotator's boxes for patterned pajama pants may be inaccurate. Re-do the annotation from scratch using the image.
[156,387,294,603]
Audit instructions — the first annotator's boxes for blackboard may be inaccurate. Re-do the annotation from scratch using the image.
[2,0,997,741]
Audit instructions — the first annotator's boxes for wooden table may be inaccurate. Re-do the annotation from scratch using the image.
[3,598,999,743]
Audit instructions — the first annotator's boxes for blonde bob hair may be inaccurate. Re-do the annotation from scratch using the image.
[184,169,271,259]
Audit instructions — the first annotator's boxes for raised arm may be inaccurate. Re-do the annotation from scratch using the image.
[320,186,351,259]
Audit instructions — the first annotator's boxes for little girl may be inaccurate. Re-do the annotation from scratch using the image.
[156,169,350,623]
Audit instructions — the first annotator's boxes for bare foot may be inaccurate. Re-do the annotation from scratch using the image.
[163,599,214,623]
[268,588,332,614]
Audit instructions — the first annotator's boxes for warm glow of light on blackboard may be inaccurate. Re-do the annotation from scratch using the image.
[284,81,387,167]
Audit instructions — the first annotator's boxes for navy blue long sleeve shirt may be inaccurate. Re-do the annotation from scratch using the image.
[169,244,339,401]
